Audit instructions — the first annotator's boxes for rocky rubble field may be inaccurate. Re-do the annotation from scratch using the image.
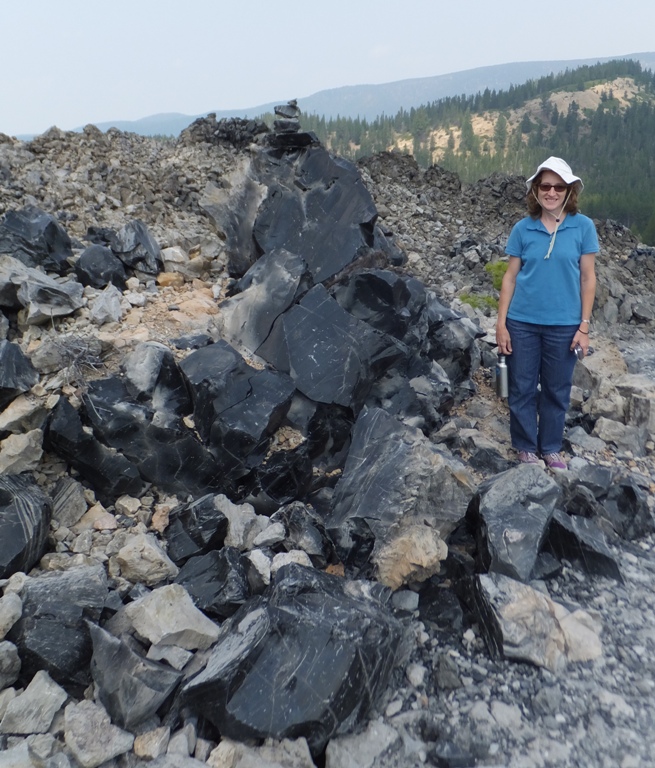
[0,115,655,768]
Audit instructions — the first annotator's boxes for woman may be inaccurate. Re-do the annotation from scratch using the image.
[495,157,599,470]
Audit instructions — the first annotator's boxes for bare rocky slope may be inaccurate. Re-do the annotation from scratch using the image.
[1,120,655,768]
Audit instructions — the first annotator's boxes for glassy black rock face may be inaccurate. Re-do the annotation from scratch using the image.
[89,623,182,730]
[465,465,560,583]
[165,494,229,565]
[181,563,404,755]
[0,474,52,579]
[0,339,39,410]
[74,244,127,289]
[8,565,108,691]
[257,284,405,413]
[253,146,378,284]
[46,396,147,504]
[543,509,623,581]
[179,340,296,484]
[109,219,163,275]
[175,547,251,619]
[0,205,73,275]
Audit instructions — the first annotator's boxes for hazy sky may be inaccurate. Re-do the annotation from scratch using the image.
[2,0,654,136]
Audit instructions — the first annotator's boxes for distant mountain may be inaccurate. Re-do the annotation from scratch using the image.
[17,52,655,141]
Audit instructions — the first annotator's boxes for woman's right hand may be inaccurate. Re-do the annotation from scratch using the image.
[496,324,512,355]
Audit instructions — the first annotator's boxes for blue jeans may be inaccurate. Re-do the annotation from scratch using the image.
[505,319,579,455]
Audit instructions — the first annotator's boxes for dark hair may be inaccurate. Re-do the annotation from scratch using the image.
[527,172,580,217]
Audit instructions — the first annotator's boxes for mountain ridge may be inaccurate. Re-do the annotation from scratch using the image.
[15,52,655,140]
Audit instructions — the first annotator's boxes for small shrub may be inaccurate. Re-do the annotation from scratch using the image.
[460,293,499,313]
[484,260,509,290]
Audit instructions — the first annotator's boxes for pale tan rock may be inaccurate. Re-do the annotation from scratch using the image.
[134,726,171,759]
[123,583,219,649]
[0,429,44,474]
[374,525,448,590]
[0,394,47,432]
[115,495,141,517]
[64,700,134,768]
[72,502,109,532]
[157,271,185,288]
[114,533,179,586]
[208,736,314,768]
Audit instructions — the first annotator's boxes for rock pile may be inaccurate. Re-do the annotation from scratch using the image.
[0,108,654,767]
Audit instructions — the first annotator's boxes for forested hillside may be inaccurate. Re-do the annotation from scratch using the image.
[274,60,655,244]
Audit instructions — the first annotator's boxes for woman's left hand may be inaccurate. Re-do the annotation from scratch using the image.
[571,330,589,356]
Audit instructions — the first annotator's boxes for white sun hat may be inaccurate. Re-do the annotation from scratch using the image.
[526,156,584,190]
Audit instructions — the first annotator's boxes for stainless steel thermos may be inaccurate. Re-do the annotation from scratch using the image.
[495,354,508,398]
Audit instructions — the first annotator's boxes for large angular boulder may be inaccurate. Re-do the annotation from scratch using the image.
[179,340,296,489]
[325,407,475,587]
[181,563,405,755]
[109,220,162,275]
[466,464,560,582]
[0,255,84,324]
[0,205,73,274]
[8,565,108,689]
[257,284,405,413]
[46,397,146,503]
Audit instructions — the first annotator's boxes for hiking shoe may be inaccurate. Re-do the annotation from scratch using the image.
[518,451,540,465]
[542,452,567,471]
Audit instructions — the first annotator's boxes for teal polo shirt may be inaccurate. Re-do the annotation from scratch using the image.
[505,213,599,325]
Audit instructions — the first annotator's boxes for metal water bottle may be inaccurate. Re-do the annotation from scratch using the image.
[496,354,508,398]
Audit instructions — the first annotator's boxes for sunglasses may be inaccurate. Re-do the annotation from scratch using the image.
[538,183,568,193]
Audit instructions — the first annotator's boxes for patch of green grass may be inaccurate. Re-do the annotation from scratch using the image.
[484,260,508,290]
[460,293,499,312]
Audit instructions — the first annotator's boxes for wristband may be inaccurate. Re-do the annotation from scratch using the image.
[578,329,589,334]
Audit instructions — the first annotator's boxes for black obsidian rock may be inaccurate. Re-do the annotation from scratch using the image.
[46,396,146,503]
[181,563,404,755]
[165,494,228,565]
[0,205,73,274]
[110,219,163,274]
[8,565,108,690]
[0,474,52,579]
[175,546,251,619]
[253,146,378,283]
[257,284,405,412]
[0,339,39,410]
[179,340,296,483]
[74,243,127,289]
[89,623,182,729]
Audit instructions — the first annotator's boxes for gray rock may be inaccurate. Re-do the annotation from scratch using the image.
[89,283,123,325]
[0,740,32,768]
[0,255,84,326]
[64,700,134,768]
[565,425,607,452]
[0,593,22,640]
[0,429,44,474]
[89,623,182,731]
[592,416,647,455]
[0,641,21,690]
[0,670,67,734]
[325,719,401,768]
[52,477,88,528]
[114,533,179,586]
[532,685,562,716]
[123,584,219,650]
